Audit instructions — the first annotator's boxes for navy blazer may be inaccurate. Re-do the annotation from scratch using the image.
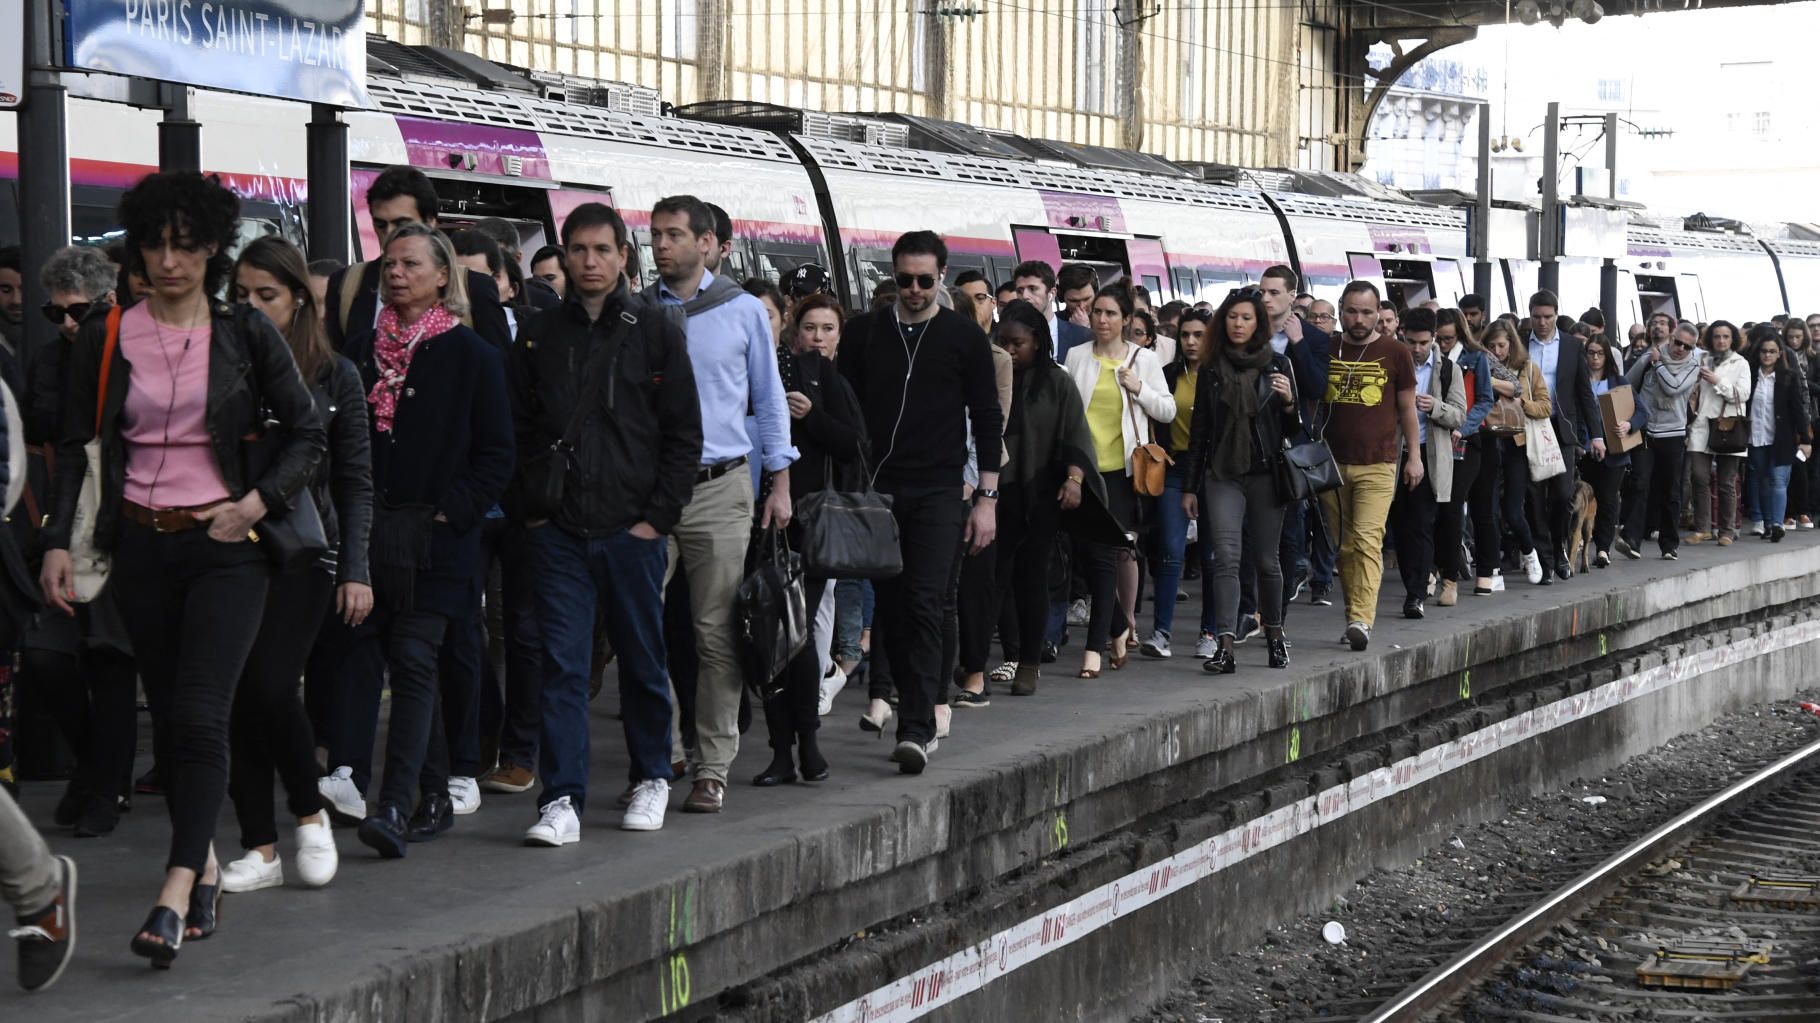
[1282,316,1330,436]
[1055,318,1093,364]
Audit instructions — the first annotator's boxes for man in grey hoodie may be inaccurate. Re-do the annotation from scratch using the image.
[1623,323,1702,559]
[650,195,798,815]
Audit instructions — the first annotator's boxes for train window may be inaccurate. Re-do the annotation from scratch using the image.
[1379,259,1436,310]
[754,242,826,285]
[1172,268,1198,301]
[853,247,894,304]
[1635,274,1679,320]
[1141,275,1162,299]
[1196,269,1245,298]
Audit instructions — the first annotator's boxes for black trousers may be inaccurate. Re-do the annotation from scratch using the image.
[1498,437,1538,556]
[1435,445,1481,582]
[1468,440,1502,578]
[1390,454,1439,601]
[763,574,828,757]
[1528,435,1579,560]
[228,565,334,849]
[1583,455,1626,555]
[306,614,381,791]
[477,520,542,772]
[1625,435,1686,554]
[27,638,136,807]
[872,482,966,745]
[111,522,271,875]
[993,482,1062,665]
[956,529,998,676]
[370,607,453,813]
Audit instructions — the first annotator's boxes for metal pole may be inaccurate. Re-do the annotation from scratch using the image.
[19,0,71,368]
[306,104,350,264]
[1599,111,1619,335]
[158,84,201,173]
[1539,100,1560,294]
[1473,103,1494,305]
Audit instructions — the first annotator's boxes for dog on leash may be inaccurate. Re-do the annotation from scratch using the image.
[1567,479,1597,573]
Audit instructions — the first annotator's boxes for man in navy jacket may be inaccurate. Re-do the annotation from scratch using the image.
[1010,260,1091,362]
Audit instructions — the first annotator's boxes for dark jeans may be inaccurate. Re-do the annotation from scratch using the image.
[1626,435,1686,554]
[436,604,484,781]
[529,524,672,815]
[26,639,135,808]
[111,522,271,874]
[1583,455,1626,554]
[1468,440,1502,578]
[1390,454,1439,601]
[994,482,1063,664]
[228,565,333,849]
[370,606,454,814]
[873,482,966,745]
[1240,498,1303,625]
[1529,438,1579,559]
[1498,437,1537,556]
[307,614,382,792]
[956,532,998,676]
[477,521,542,771]
[1435,445,1480,582]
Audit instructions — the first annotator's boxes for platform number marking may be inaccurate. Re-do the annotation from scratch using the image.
[1459,633,1472,700]
[1286,725,1301,764]
[1051,811,1070,852]
[1163,723,1182,764]
[659,883,696,1013]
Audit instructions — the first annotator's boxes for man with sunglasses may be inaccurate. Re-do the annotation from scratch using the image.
[839,231,1002,775]
[1622,323,1702,559]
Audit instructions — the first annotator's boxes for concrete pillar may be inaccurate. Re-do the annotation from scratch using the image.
[307,105,351,265]
[18,0,70,368]
[158,85,201,174]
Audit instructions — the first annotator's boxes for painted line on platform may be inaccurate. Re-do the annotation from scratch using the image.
[809,616,1820,1023]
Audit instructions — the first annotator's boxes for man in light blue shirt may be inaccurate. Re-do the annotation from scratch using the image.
[651,194,797,815]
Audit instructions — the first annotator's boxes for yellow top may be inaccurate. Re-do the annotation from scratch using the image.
[1170,370,1197,454]
[1089,356,1126,473]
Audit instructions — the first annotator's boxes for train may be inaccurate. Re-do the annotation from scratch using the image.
[5,35,1819,325]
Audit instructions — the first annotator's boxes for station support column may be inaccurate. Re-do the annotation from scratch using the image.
[158,84,201,173]
[18,0,71,365]
[1472,104,1494,304]
[1599,112,1620,333]
[307,104,350,264]
[1538,101,1560,295]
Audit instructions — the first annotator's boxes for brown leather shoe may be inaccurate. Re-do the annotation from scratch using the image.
[683,779,724,813]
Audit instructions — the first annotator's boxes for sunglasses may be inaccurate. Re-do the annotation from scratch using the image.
[1670,341,1693,351]
[1230,286,1263,300]
[894,272,938,290]
[42,300,92,325]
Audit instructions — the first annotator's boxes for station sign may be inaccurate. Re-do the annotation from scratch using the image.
[1,0,22,109]
[63,0,370,108]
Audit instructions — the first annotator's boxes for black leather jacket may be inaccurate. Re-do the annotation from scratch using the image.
[46,301,325,553]
[309,356,374,585]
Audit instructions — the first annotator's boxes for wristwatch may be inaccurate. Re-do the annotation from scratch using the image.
[973,487,1000,502]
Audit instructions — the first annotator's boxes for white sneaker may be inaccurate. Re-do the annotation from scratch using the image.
[1752,520,1766,536]
[1194,632,1218,658]
[621,779,669,832]
[293,811,338,887]
[318,766,365,823]
[1490,571,1506,593]
[220,851,284,893]
[449,776,481,815]
[817,664,848,717]
[1140,630,1172,659]
[1067,598,1091,626]
[525,796,581,847]
[1521,549,1544,585]
[935,704,952,740]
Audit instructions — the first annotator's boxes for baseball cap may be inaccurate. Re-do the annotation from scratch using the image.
[786,263,830,298]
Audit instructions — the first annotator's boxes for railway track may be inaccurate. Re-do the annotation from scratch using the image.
[1334,736,1820,1022]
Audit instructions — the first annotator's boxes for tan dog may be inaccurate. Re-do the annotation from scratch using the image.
[1568,479,1597,573]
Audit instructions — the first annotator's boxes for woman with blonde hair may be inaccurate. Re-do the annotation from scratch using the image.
[1482,320,1551,585]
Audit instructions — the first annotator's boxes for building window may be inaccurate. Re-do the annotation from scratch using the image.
[1596,78,1624,102]
[555,0,577,45]
[1753,111,1771,137]
[912,7,928,93]
[1076,0,1116,115]
[660,0,697,61]
[403,0,424,23]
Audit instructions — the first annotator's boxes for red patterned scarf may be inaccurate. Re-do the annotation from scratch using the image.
[368,303,458,432]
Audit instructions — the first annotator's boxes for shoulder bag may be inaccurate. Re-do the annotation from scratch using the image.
[1124,350,1172,497]
[67,308,123,603]
[241,309,328,571]
[735,526,810,698]
[1524,413,1568,481]
[1269,366,1342,504]
[518,308,637,521]
[1709,377,1748,454]
[795,452,901,580]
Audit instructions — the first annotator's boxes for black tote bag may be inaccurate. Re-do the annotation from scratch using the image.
[794,454,902,580]
[735,527,811,699]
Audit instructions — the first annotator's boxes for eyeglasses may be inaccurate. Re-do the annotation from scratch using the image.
[1310,314,1336,324]
[893,272,937,290]
[41,301,92,325]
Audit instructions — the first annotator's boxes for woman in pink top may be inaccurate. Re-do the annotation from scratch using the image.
[39,172,325,969]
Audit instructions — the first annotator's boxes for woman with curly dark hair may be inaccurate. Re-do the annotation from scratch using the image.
[39,172,325,966]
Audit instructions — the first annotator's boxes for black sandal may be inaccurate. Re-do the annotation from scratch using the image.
[185,881,222,941]
[130,906,183,969]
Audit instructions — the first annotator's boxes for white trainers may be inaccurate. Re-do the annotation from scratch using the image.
[1139,630,1172,659]
[525,796,581,847]
[1194,632,1218,658]
[1521,549,1544,585]
[621,780,669,832]
[1490,571,1506,593]
[817,664,848,717]
[220,851,284,893]
[449,776,481,816]
[1751,520,1766,536]
[318,766,365,823]
[294,811,338,888]
[935,704,952,740]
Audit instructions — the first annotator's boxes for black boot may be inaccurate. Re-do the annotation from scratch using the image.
[798,730,829,783]
[753,692,798,786]
[1267,631,1290,669]
[1202,640,1236,675]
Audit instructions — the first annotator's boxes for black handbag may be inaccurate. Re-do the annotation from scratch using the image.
[519,309,636,521]
[1266,372,1344,504]
[244,413,329,572]
[735,527,811,699]
[794,455,902,580]
[1709,414,1748,454]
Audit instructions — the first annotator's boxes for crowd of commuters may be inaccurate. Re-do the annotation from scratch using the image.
[1,165,1818,986]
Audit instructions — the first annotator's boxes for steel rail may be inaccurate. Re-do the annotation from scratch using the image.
[1359,735,1820,1023]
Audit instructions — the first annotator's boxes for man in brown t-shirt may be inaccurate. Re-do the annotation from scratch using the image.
[1320,281,1422,651]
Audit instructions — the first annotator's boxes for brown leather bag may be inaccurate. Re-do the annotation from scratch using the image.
[1124,354,1173,497]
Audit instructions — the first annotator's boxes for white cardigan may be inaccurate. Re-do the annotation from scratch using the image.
[1686,352,1751,457]
[1064,340,1176,475]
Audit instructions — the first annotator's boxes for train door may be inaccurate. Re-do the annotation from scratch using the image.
[1347,253,1386,301]
[1378,258,1438,310]
[1012,227,1063,271]
[1127,237,1168,302]
[1677,274,1706,322]
[1617,269,1642,327]
[1634,273,1681,321]
[1433,258,1467,307]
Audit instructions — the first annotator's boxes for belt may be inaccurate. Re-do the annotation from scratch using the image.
[696,455,748,484]
[121,500,207,533]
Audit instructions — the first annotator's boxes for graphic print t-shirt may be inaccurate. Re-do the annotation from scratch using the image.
[1325,336,1417,465]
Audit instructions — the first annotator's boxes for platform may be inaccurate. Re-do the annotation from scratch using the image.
[6,532,1820,1022]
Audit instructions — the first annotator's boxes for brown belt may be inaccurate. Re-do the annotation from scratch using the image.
[121,500,207,533]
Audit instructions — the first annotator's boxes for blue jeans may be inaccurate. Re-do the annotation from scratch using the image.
[1749,447,1793,529]
[530,524,673,815]
[1151,463,1214,638]
[833,579,866,664]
